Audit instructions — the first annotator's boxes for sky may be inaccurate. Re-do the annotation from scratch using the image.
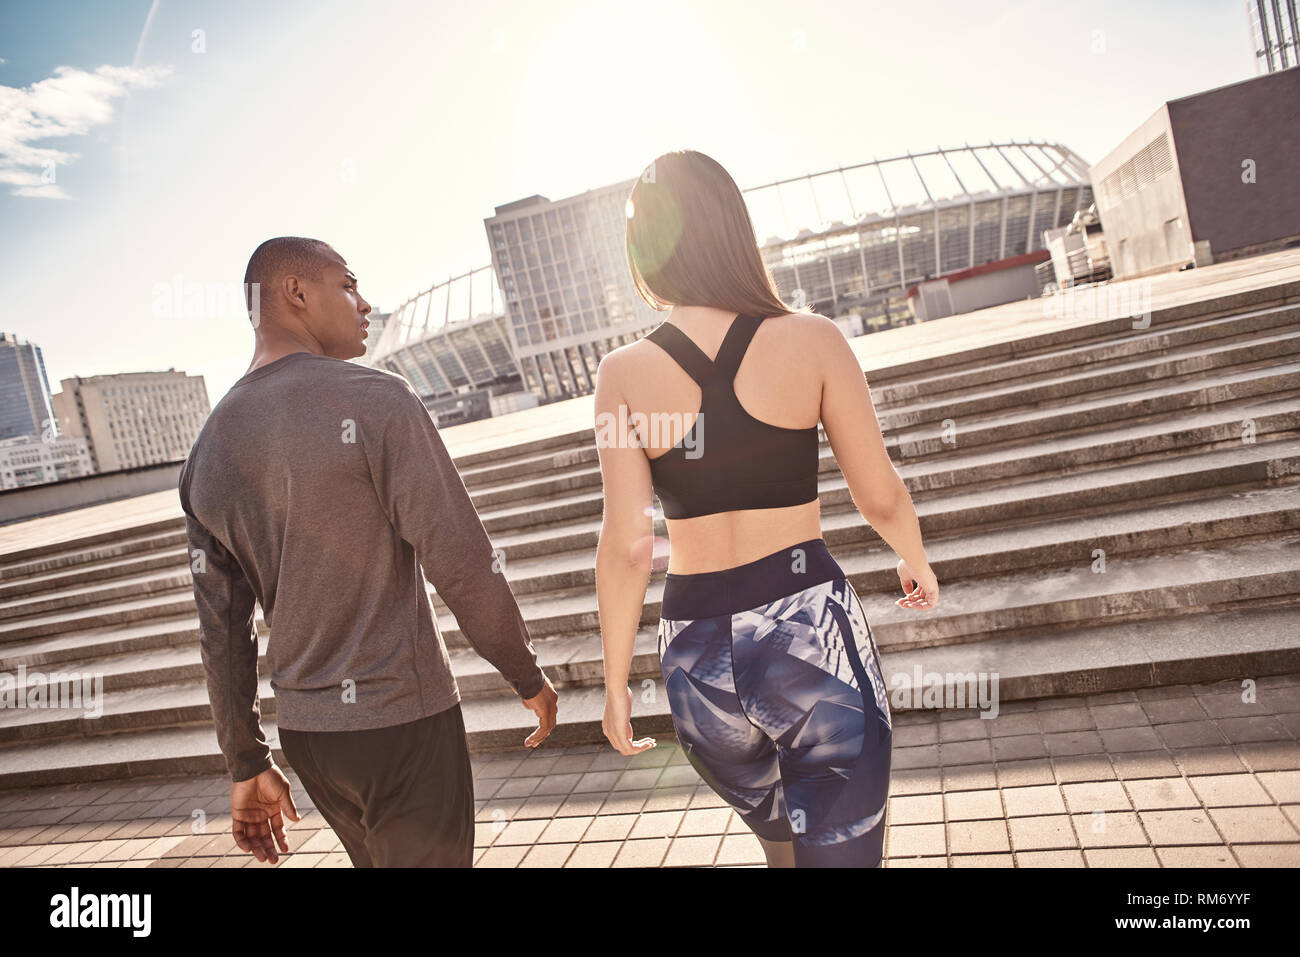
[0,0,1259,405]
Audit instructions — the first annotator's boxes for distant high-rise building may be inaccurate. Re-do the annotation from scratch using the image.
[358,310,391,365]
[51,369,210,473]
[0,331,56,442]
[484,181,663,401]
[1248,0,1299,73]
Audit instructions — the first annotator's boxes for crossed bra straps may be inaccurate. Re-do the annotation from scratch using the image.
[641,313,821,519]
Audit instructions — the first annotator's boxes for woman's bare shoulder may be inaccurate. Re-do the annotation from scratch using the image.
[765,310,836,326]
[761,311,843,352]
[595,338,652,386]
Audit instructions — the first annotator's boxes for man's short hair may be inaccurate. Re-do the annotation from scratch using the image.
[243,237,336,314]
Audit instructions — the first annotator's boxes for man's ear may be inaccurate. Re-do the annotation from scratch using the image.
[281,274,307,311]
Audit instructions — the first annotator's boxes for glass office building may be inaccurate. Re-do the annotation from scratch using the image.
[0,331,55,442]
[484,183,663,400]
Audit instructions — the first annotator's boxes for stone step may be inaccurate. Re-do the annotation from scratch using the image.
[2,278,1298,793]
[459,526,1300,649]
[0,565,193,623]
[455,603,1300,750]
[0,528,188,583]
[893,351,1299,452]
[492,390,1293,540]
[0,613,201,672]
[864,534,1300,651]
[2,286,1294,569]
[0,621,655,743]
[0,635,270,697]
[862,280,1300,391]
[0,545,190,603]
[4,503,1295,747]
[365,326,1300,514]
[1,603,1295,790]
[877,310,1300,417]
[438,447,1300,634]
[470,369,1300,523]
[464,434,1300,602]
[892,604,1300,703]
[438,284,1300,474]
[2,438,1296,656]
[0,515,183,569]
[875,301,1300,405]
[452,351,1300,514]
[467,407,1300,563]
[0,586,198,645]
[12,387,1289,622]
[458,313,1272,490]
[0,328,1294,582]
[0,620,657,744]
[6,476,1296,708]
[0,617,656,706]
[4,407,1288,618]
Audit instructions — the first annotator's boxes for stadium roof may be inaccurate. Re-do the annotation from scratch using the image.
[369,265,503,360]
[741,141,1091,246]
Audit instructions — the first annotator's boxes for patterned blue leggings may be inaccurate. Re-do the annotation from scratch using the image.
[657,538,893,867]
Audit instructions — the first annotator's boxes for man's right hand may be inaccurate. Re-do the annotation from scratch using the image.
[230,764,300,864]
[520,673,558,748]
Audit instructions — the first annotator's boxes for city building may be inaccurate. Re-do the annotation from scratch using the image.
[0,331,56,442]
[50,369,210,473]
[1090,67,1300,279]
[0,434,93,490]
[364,266,534,426]
[1248,0,1299,73]
[484,183,663,401]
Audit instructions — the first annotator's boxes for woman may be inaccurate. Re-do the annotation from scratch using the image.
[593,149,939,868]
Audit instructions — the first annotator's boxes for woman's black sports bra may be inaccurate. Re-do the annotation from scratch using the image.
[642,313,821,520]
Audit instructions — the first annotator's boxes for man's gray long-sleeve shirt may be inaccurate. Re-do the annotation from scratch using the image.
[177,350,545,782]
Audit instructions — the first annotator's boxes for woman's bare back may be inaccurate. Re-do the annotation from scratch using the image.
[613,307,826,573]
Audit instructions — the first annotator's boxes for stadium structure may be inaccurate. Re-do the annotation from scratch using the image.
[366,141,1095,407]
[748,142,1094,324]
[1247,0,1299,73]
[365,266,536,425]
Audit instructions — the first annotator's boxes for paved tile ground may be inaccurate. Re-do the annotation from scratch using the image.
[2,674,1298,868]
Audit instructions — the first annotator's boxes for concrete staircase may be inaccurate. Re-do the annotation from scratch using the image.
[2,280,1299,789]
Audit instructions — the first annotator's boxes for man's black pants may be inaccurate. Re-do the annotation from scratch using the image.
[278,702,475,867]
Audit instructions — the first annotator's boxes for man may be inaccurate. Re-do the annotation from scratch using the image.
[178,236,558,867]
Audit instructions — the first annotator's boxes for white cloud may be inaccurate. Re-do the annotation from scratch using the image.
[0,63,171,199]
[13,184,70,199]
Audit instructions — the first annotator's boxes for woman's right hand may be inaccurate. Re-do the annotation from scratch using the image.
[896,558,939,610]
[602,682,657,756]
